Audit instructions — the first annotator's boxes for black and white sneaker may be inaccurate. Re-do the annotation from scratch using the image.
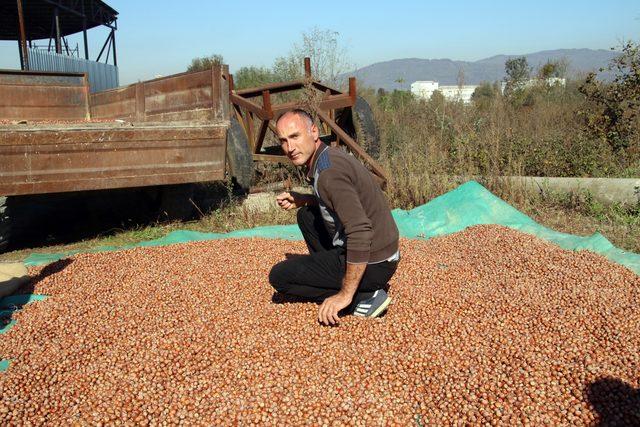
[353,289,391,318]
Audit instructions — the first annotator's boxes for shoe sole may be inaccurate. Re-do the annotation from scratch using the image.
[369,296,391,318]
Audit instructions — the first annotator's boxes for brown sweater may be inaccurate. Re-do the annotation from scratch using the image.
[308,144,399,264]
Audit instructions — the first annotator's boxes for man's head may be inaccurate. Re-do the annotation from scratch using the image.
[276,109,320,167]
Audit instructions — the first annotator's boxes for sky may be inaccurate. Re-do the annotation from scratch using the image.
[0,0,638,85]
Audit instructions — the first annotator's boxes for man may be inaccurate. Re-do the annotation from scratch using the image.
[268,109,399,326]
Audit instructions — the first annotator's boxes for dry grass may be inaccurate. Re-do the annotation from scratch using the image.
[371,83,639,209]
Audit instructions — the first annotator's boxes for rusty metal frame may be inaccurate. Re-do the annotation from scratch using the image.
[227,57,387,185]
[1,67,229,197]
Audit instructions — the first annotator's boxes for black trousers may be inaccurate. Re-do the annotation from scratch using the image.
[268,206,399,306]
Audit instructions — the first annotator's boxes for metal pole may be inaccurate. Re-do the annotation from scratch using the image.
[96,32,111,62]
[54,7,62,54]
[105,33,111,63]
[48,14,54,52]
[81,0,89,59]
[17,40,24,70]
[111,29,117,66]
[16,0,29,70]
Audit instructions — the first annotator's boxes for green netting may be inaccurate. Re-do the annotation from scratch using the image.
[0,294,48,309]
[21,181,640,274]
[0,295,48,371]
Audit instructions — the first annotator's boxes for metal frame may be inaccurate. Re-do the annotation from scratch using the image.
[12,0,118,70]
[1,67,229,197]
[228,57,387,185]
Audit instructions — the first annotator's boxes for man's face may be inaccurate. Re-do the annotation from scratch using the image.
[276,113,319,167]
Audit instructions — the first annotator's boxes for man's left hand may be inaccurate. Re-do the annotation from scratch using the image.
[318,293,352,326]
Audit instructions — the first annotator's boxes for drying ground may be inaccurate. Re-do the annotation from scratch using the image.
[1,226,639,425]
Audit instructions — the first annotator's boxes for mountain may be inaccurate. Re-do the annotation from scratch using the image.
[347,49,620,91]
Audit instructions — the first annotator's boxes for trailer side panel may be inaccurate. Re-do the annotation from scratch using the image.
[0,124,226,196]
[0,70,90,121]
[89,67,229,123]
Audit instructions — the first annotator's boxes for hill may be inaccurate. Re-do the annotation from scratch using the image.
[348,49,619,91]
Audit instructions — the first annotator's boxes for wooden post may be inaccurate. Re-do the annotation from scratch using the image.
[304,57,311,78]
[262,90,272,118]
[349,77,357,104]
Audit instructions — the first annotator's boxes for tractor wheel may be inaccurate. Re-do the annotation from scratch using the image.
[334,96,380,158]
[226,116,254,194]
[353,96,380,158]
[0,197,11,252]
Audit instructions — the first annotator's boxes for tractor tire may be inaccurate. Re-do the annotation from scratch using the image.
[353,96,380,158]
[226,116,254,195]
[0,197,11,252]
[334,96,380,159]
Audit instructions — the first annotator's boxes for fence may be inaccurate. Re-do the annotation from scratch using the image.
[27,49,119,92]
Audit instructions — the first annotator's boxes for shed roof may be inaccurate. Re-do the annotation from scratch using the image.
[0,0,118,41]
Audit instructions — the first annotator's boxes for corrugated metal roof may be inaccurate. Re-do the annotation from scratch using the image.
[0,0,118,41]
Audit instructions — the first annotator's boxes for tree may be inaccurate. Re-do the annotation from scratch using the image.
[274,27,352,85]
[272,54,304,82]
[187,54,224,72]
[234,66,277,90]
[430,90,445,106]
[504,56,531,95]
[579,41,640,152]
[537,58,568,80]
[471,82,498,107]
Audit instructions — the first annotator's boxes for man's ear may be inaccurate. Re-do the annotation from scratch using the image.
[310,122,320,140]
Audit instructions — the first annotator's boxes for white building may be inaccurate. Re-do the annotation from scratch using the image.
[411,81,478,104]
[412,77,567,104]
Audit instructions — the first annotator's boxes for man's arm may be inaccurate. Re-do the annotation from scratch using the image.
[318,262,366,325]
[275,191,318,210]
[316,161,374,325]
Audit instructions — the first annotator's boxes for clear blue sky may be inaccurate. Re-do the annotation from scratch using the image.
[0,0,638,84]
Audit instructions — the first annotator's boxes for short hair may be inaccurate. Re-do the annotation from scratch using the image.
[276,108,314,129]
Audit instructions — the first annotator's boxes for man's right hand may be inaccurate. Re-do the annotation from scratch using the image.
[276,191,316,210]
[276,192,299,210]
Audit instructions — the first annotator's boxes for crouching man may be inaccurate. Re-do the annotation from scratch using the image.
[268,109,400,326]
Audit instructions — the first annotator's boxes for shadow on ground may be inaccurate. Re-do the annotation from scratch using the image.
[5,182,240,252]
[587,377,640,426]
[16,258,74,294]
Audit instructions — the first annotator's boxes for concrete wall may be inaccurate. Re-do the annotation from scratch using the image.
[438,85,477,103]
[511,176,640,205]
